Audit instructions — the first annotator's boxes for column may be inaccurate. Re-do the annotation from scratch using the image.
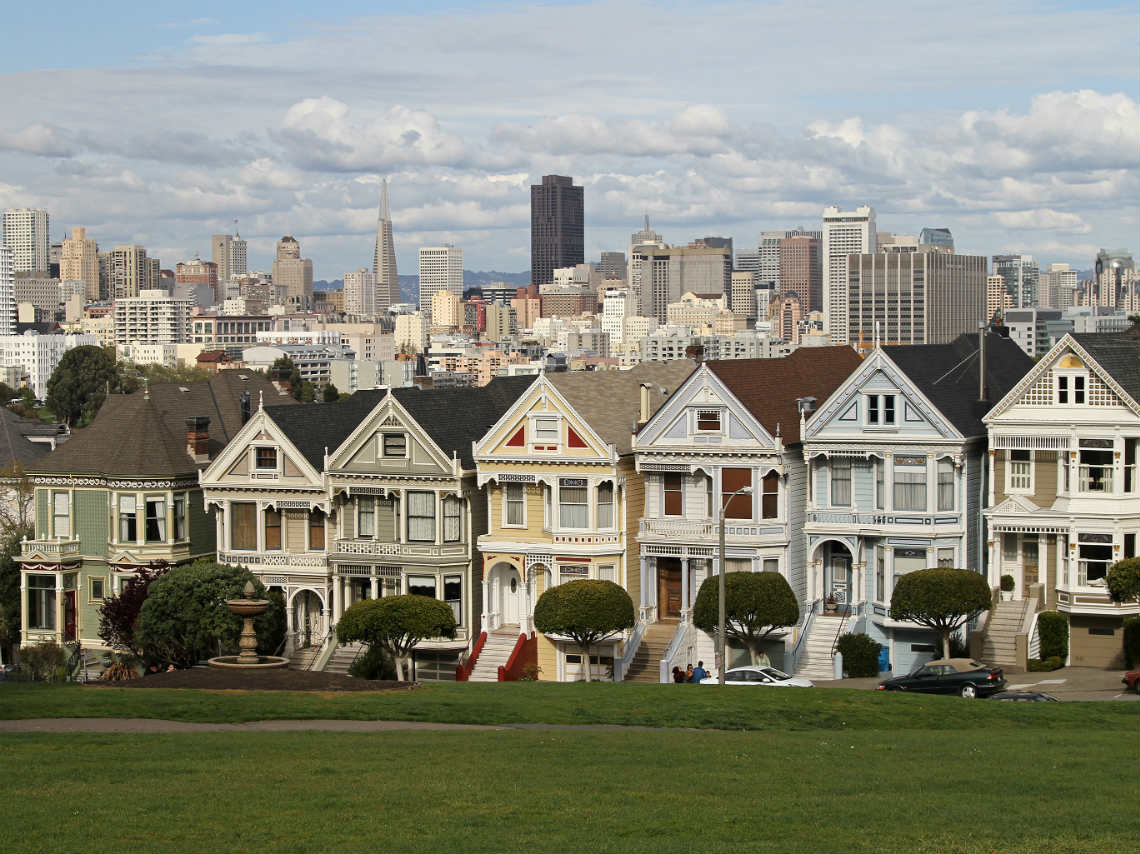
[55,573,64,642]
[370,575,379,598]
[166,495,174,545]
[256,504,266,553]
[397,490,406,544]
[680,557,690,616]
[482,573,491,624]
[434,491,443,546]
[639,556,649,611]
[223,501,232,554]
[332,575,344,623]
[285,596,295,647]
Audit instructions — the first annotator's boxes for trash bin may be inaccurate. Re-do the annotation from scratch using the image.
[878,645,890,674]
[832,651,843,680]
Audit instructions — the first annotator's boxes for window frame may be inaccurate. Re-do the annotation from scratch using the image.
[443,574,462,626]
[936,458,955,511]
[230,501,257,550]
[357,496,376,539]
[88,575,107,604]
[1006,449,1033,494]
[829,460,852,508]
[558,478,589,530]
[381,433,407,458]
[144,496,167,543]
[172,494,187,542]
[51,491,70,539]
[721,468,753,520]
[695,409,722,432]
[503,483,526,528]
[531,416,560,448]
[254,446,278,471]
[892,457,928,512]
[118,494,138,544]
[264,507,282,551]
[443,496,462,542]
[26,574,56,631]
[760,472,779,519]
[309,509,326,551]
[406,491,437,542]
[662,473,684,518]
[596,482,614,529]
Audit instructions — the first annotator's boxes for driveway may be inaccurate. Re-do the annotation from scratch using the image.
[814,666,1139,701]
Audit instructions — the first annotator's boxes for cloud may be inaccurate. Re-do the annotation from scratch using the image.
[0,124,76,157]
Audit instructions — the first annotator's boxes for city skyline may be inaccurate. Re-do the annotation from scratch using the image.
[0,1,1136,276]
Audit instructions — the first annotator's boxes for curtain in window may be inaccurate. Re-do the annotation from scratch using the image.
[119,495,137,543]
[52,493,69,538]
[663,474,683,516]
[443,497,462,542]
[264,508,282,550]
[721,468,752,519]
[231,503,256,550]
[893,468,927,511]
[874,459,884,510]
[173,496,186,541]
[937,459,954,511]
[358,496,375,537]
[443,575,462,625]
[596,483,614,528]
[309,510,325,550]
[145,498,166,543]
[407,491,436,542]
[505,484,524,525]
[830,460,851,507]
[761,472,779,519]
[559,480,588,529]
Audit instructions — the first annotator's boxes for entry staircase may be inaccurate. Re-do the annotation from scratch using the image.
[980,599,1030,670]
[467,626,521,682]
[288,645,322,671]
[623,620,678,683]
[324,642,366,675]
[795,613,847,681]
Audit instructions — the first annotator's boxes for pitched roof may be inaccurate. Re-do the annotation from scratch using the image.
[547,362,697,455]
[706,347,863,444]
[1071,327,1140,404]
[29,372,294,478]
[268,375,537,471]
[0,408,52,470]
[882,333,1034,437]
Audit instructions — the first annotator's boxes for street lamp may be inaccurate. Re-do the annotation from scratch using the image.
[718,484,753,685]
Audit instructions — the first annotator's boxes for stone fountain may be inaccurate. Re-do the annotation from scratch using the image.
[208,581,289,669]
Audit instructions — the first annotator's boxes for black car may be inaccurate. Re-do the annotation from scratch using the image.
[877,658,1006,699]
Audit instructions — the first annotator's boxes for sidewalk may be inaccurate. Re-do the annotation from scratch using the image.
[813,666,1139,701]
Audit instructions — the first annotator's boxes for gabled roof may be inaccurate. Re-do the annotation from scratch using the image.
[705,347,863,444]
[0,408,51,470]
[29,372,293,478]
[547,362,696,455]
[882,333,1033,438]
[1071,327,1139,404]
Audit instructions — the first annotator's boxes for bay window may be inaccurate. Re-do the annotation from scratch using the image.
[1077,534,1113,585]
[1007,450,1032,492]
[663,474,683,517]
[145,497,166,542]
[874,458,885,510]
[722,468,752,519]
[118,495,137,543]
[309,509,325,550]
[264,508,282,550]
[893,457,927,511]
[443,575,462,625]
[27,575,56,630]
[893,548,927,591]
[358,496,375,538]
[558,478,588,529]
[761,472,779,519]
[173,495,186,541]
[408,575,436,598]
[504,484,525,526]
[407,491,436,542]
[1078,440,1113,493]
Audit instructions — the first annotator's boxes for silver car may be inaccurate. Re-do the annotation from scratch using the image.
[703,665,814,687]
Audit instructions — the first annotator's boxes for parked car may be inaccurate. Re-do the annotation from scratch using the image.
[877,658,1005,698]
[1122,670,1139,692]
[702,665,814,687]
[990,690,1059,702]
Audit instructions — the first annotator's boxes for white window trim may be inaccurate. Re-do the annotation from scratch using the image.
[357,495,376,539]
[502,483,527,529]
[380,431,409,459]
[1005,449,1034,495]
[1055,371,1088,405]
[529,414,560,451]
[693,408,724,433]
[250,445,283,477]
[864,393,898,428]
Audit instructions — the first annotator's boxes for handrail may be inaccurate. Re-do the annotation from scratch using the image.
[307,629,337,672]
[789,598,821,674]
[658,620,690,684]
[1026,610,1041,661]
[613,620,646,682]
[497,632,528,681]
[456,631,487,681]
[829,606,851,658]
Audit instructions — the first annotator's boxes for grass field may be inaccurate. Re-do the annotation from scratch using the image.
[1,683,1137,852]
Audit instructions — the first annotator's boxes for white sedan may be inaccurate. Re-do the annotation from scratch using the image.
[702,665,814,687]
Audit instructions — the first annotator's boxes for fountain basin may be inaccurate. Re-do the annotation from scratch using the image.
[226,599,270,618]
[208,655,289,669]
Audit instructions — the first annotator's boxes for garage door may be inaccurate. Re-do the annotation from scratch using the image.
[1068,616,1125,668]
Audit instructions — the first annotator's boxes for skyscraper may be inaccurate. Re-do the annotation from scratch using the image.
[2,208,50,272]
[418,245,463,324]
[991,254,1039,309]
[778,234,823,313]
[60,226,100,301]
[0,244,15,334]
[822,204,876,344]
[211,230,248,292]
[918,227,954,252]
[530,175,583,288]
[273,236,313,310]
[372,178,400,312]
[344,268,376,316]
[108,245,157,300]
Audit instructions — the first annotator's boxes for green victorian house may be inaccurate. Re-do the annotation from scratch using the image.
[17,371,293,649]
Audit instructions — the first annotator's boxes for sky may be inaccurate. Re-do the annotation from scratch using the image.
[1,0,1137,279]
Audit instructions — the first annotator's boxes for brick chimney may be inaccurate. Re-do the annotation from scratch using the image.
[186,416,211,464]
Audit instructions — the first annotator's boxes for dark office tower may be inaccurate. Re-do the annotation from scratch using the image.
[530,175,584,288]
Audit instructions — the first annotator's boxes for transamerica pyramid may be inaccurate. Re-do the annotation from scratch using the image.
[372,178,400,311]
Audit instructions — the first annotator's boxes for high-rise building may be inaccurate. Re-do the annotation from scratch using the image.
[211,231,248,291]
[768,293,802,345]
[778,234,823,313]
[1039,262,1078,309]
[372,179,400,312]
[822,204,876,343]
[2,208,50,273]
[113,289,193,345]
[629,243,732,322]
[986,274,1012,320]
[847,248,986,347]
[1094,249,1136,309]
[0,245,15,334]
[175,257,219,304]
[484,301,516,343]
[108,245,158,300]
[531,175,583,288]
[273,235,314,311]
[601,288,633,350]
[598,251,627,282]
[431,288,463,329]
[991,254,1039,309]
[418,245,463,324]
[13,273,60,314]
[60,226,100,301]
[343,268,376,316]
[919,227,954,252]
[730,271,756,320]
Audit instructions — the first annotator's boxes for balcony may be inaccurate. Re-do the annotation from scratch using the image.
[19,537,81,561]
[552,532,622,546]
[805,510,960,528]
[331,540,468,559]
[638,518,784,541]
[218,550,329,569]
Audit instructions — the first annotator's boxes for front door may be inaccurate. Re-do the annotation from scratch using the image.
[1022,538,1038,595]
[63,590,77,642]
[826,551,852,606]
[657,558,682,619]
[499,567,521,626]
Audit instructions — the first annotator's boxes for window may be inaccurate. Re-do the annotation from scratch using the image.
[937,548,955,568]
[1078,440,1113,493]
[264,508,282,550]
[145,497,166,543]
[874,459,885,510]
[893,548,927,590]
[309,509,325,550]
[598,564,616,582]
[118,495,137,543]
[382,433,406,457]
[596,483,614,529]
[1124,533,1136,558]
[559,564,588,583]
[407,492,436,542]
[89,576,106,602]
[722,468,752,519]
[866,394,896,426]
[893,457,927,511]
[1125,438,1137,493]
[883,396,895,424]
[875,552,885,602]
[1002,533,1018,563]
[867,395,879,424]
[230,502,256,550]
[27,575,56,630]
[408,575,437,598]
[830,460,851,507]
[696,409,721,431]
[1008,450,1032,492]
[504,484,525,526]
[1078,534,1113,585]
[443,497,462,542]
[763,558,779,574]
[357,496,375,538]
[705,476,714,517]
[558,478,589,529]
[937,459,955,511]
[255,447,277,469]
[173,495,186,541]
[534,417,559,443]
[1074,376,1085,404]
[444,575,462,625]
[761,472,779,519]
[663,474,684,517]
[52,492,69,538]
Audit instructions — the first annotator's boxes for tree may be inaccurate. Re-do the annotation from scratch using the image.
[1107,558,1140,605]
[889,568,992,659]
[97,564,169,656]
[45,345,118,427]
[692,571,799,665]
[270,356,303,400]
[0,523,30,663]
[135,561,283,668]
[298,381,316,403]
[533,579,634,681]
[0,462,34,535]
[322,383,340,403]
[336,595,457,682]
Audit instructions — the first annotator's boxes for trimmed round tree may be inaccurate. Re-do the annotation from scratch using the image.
[533,579,634,681]
[135,561,283,668]
[889,568,992,660]
[692,571,799,666]
[1107,557,1140,605]
[336,595,457,682]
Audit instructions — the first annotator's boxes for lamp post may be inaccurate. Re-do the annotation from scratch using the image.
[718,485,753,685]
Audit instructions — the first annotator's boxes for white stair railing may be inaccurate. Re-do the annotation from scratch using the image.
[658,621,692,684]
[614,619,647,682]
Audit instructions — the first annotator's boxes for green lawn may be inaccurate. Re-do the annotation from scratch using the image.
[1,681,1135,730]
[1,728,1134,853]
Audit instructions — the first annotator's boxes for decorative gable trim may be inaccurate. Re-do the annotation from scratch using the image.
[199,409,324,487]
[326,393,456,474]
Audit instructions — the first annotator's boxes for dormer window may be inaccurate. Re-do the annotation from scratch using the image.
[382,433,407,457]
[1056,355,1087,404]
[255,447,277,469]
[866,394,896,426]
[696,410,721,431]
[534,417,559,443]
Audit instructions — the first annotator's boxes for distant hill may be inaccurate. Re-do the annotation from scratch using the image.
[318,270,529,305]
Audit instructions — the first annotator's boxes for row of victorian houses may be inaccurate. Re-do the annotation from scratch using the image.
[15,326,1139,679]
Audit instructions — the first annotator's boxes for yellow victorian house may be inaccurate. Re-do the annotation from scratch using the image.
[471,362,694,682]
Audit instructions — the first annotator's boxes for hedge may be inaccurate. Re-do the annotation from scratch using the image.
[1036,611,1068,661]
[836,633,880,677]
[1125,617,1140,669]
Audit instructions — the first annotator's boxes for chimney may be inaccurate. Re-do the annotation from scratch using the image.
[685,343,705,364]
[186,416,211,464]
[639,383,651,424]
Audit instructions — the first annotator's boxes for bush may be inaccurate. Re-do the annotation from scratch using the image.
[348,644,397,681]
[337,595,457,682]
[890,568,992,659]
[1107,558,1140,604]
[534,579,634,681]
[18,642,68,682]
[1124,617,1140,669]
[1028,656,1063,672]
[1000,574,1015,592]
[1037,611,1068,661]
[835,633,880,677]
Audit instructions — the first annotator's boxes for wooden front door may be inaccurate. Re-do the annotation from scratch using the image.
[657,559,682,619]
[1022,538,1038,595]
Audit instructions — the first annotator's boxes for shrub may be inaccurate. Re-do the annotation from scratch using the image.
[1000,574,1015,592]
[337,595,457,682]
[835,633,880,677]
[1124,617,1140,669]
[1037,611,1068,661]
[692,571,799,664]
[348,645,397,681]
[946,634,970,659]
[18,642,68,682]
[1107,558,1140,604]
[98,564,169,655]
[1028,656,1063,672]
[534,579,634,681]
[890,568,992,659]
